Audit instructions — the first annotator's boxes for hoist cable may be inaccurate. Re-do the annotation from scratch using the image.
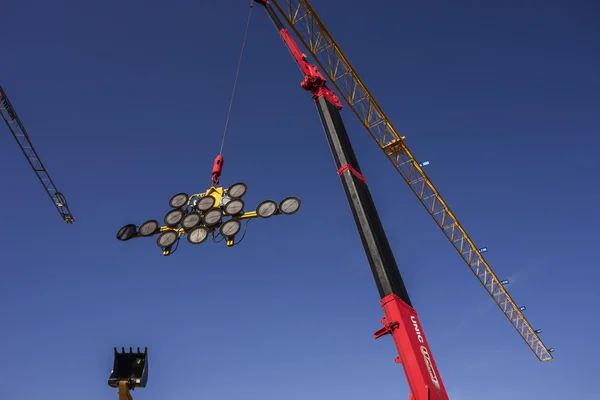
[219,2,253,156]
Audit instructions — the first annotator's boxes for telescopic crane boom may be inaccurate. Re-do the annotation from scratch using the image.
[256,2,449,399]
[257,0,553,363]
[0,85,74,223]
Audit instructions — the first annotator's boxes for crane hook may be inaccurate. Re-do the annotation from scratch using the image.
[212,155,224,186]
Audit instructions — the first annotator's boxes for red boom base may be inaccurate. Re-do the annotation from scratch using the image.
[375,294,450,400]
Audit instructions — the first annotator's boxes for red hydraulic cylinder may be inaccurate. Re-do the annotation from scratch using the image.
[375,294,449,400]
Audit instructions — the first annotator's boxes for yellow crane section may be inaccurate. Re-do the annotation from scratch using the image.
[269,0,552,362]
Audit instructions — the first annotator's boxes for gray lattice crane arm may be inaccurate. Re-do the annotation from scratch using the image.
[0,85,74,223]
[268,0,552,361]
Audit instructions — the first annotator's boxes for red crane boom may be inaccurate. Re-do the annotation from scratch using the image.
[255,1,449,398]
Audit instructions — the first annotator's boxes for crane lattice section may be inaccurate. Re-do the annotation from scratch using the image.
[0,85,74,223]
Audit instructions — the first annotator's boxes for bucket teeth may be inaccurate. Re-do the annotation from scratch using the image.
[108,346,149,389]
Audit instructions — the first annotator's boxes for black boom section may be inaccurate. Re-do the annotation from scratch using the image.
[314,96,412,305]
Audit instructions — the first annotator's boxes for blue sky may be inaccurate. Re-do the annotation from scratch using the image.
[1,0,598,399]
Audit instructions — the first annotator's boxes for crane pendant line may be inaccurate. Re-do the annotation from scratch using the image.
[0,85,74,223]
[212,2,254,187]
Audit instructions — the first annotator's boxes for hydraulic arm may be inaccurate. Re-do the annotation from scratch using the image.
[256,2,449,399]
[0,85,74,223]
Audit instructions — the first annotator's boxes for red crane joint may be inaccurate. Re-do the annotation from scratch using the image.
[278,28,343,109]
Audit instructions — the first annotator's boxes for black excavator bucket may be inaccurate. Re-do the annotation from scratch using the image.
[108,347,148,389]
